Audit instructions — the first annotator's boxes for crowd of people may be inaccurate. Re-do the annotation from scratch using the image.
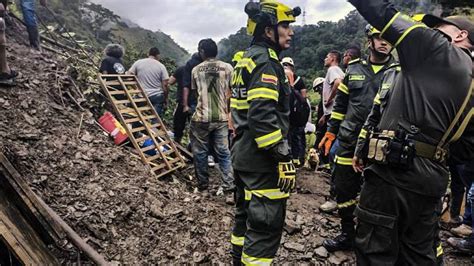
[96,0,474,265]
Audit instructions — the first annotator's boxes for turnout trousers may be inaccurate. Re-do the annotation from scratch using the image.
[355,170,439,265]
[231,170,288,265]
[334,144,361,238]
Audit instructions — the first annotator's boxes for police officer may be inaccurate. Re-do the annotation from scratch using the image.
[229,1,300,264]
[347,0,474,264]
[318,24,395,252]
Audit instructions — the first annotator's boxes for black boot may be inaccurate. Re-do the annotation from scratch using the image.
[322,233,354,252]
[26,26,41,51]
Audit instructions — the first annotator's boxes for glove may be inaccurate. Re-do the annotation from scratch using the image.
[318,132,336,156]
[278,162,296,193]
[270,140,291,162]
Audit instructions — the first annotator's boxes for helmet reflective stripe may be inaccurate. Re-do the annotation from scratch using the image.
[366,24,381,37]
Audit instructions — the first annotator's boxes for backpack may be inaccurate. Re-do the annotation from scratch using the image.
[290,88,310,127]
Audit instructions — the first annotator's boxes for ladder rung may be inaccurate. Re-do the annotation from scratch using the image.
[132,98,147,103]
[146,153,164,163]
[119,108,136,114]
[137,106,152,112]
[127,90,142,94]
[143,115,157,121]
[113,99,131,105]
[131,126,146,133]
[151,163,167,172]
[109,90,125,95]
[136,135,150,143]
[141,145,156,153]
[122,81,138,86]
[105,81,121,86]
[124,117,141,124]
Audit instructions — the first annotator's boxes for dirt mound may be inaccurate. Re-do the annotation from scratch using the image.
[0,20,471,265]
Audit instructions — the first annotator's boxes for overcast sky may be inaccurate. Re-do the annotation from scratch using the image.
[89,0,355,53]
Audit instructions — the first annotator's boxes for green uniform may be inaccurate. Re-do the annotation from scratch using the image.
[230,41,291,265]
[326,57,395,240]
[348,0,473,264]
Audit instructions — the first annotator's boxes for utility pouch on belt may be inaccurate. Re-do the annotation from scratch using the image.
[367,130,416,168]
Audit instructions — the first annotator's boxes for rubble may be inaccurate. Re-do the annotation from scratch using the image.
[0,18,471,265]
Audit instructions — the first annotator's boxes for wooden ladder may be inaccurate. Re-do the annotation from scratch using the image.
[98,74,186,177]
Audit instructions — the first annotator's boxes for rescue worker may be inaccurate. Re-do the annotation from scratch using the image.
[347,0,474,264]
[318,24,395,252]
[229,1,300,264]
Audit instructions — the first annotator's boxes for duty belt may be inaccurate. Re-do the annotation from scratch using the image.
[413,141,447,164]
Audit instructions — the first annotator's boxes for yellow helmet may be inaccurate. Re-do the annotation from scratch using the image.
[245,0,301,36]
[365,24,381,37]
[232,51,245,63]
[412,14,426,22]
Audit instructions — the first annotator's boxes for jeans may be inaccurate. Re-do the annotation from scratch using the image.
[190,121,234,190]
[20,0,37,27]
[288,126,305,163]
[461,164,474,226]
[149,94,165,118]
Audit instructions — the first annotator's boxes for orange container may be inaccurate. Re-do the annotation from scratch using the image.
[98,112,128,145]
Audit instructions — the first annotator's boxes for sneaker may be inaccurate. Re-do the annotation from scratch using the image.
[451,224,472,238]
[447,237,474,253]
[320,200,338,213]
[208,156,215,167]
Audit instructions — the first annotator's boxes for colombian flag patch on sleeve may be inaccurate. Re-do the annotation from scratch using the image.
[261,74,278,86]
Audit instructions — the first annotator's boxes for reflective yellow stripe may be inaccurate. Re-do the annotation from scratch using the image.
[359,129,367,139]
[244,188,290,200]
[236,58,256,73]
[255,129,282,148]
[374,93,381,105]
[231,234,244,246]
[230,98,249,110]
[331,112,345,121]
[338,83,349,94]
[394,24,427,47]
[337,199,357,209]
[335,155,353,166]
[247,87,279,102]
[244,189,252,201]
[436,243,443,257]
[242,252,273,266]
[381,12,401,37]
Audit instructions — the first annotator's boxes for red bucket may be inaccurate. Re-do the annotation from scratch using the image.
[98,112,128,145]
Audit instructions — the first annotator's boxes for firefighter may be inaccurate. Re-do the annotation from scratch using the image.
[347,0,473,264]
[229,1,300,264]
[318,24,395,252]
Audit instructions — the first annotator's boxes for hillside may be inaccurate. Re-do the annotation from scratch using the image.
[34,0,189,66]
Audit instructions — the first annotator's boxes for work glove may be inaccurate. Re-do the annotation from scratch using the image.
[278,161,296,193]
[318,132,336,156]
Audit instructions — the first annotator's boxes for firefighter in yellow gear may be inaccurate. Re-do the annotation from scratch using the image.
[229,1,300,264]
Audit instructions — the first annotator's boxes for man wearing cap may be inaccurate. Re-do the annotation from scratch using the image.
[347,0,474,264]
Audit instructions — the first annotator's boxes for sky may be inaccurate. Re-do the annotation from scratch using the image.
[89,0,355,53]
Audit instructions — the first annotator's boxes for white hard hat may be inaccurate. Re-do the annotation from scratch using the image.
[313,77,324,88]
[281,57,294,67]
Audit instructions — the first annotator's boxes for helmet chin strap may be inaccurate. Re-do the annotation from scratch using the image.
[369,37,390,59]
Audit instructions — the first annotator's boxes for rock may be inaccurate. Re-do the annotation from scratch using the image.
[328,251,349,265]
[284,242,305,252]
[23,113,37,125]
[284,219,302,235]
[314,246,328,258]
[81,131,94,143]
[192,251,206,263]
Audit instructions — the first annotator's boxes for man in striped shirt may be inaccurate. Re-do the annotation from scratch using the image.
[190,39,234,194]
